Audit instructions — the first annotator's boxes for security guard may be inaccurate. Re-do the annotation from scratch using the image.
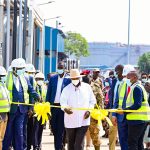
[33,72,47,150]
[124,71,150,150]
[112,65,135,150]
[3,58,40,150]
[89,68,104,150]
[0,66,10,150]
[24,64,37,150]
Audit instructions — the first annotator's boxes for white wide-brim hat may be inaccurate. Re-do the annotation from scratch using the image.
[66,69,85,78]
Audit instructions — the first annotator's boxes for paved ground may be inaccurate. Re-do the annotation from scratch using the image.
[42,126,121,150]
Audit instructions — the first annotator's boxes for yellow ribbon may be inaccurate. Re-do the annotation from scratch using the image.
[91,104,113,126]
[34,102,51,124]
[10,102,150,126]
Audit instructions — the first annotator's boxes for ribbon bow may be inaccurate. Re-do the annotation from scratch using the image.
[34,102,51,124]
[91,104,113,126]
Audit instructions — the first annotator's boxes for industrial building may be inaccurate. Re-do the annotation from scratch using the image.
[80,42,150,69]
[0,0,66,78]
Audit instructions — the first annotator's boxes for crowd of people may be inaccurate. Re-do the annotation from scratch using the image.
[0,58,150,150]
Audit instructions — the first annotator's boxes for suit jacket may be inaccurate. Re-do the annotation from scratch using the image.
[10,76,39,114]
[46,74,71,104]
[106,78,117,109]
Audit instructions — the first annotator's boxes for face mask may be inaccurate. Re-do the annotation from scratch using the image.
[16,69,24,76]
[109,75,114,78]
[1,76,6,82]
[37,80,43,86]
[142,79,147,83]
[57,69,64,75]
[29,73,35,77]
[114,72,118,78]
[72,80,80,86]
[105,82,109,87]
[126,78,131,87]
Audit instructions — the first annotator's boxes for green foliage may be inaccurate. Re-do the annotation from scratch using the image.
[64,32,89,58]
[138,52,150,73]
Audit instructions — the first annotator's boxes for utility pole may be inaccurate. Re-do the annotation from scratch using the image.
[27,7,34,64]
[127,0,131,64]
[12,0,18,59]
[0,0,4,65]
[22,0,28,60]
[6,0,10,69]
[18,0,23,58]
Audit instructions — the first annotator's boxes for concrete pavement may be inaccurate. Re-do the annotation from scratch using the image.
[41,126,121,150]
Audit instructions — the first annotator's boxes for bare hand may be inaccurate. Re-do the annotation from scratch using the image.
[112,116,117,126]
[28,110,33,118]
[117,109,124,115]
[84,111,90,119]
[64,107,73,115]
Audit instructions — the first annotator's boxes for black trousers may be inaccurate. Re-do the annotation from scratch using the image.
[128,123,147,150]
[27,117,34,150]
[51,107,65,150]
[33,118,44,149]
[66,126,88,150]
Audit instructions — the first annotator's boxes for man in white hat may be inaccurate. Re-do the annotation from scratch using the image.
[60,69,96,150]
[0,66,10,150]
[33,72,47,150]
[3,58,40,150]
[24,63,37,150]
[112,64,135,150]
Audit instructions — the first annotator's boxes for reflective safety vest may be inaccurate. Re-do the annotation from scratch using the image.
[0,82,10,113]
[6,72,29,104]
[126,83,150,121]
[36,84,47,102]
[118,80,127,109]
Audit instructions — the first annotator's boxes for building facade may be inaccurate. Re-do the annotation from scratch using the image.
[80,42,150,69]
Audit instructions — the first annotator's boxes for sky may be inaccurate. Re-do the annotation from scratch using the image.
[35,0,150,45]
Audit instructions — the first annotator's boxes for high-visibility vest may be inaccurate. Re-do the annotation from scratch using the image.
[6,72,29,104]
[126,82,150,121]
[118,80,127,109]
[0,82,10,113]
[36,84,47,101]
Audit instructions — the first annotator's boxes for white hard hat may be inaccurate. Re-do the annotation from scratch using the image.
[0,66,7,76]
[11,58,26,68]
[25,64,36,73]
[35,72,45,79]
[122,65,135,76]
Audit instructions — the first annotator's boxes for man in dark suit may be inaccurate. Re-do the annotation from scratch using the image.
[46,61,71,150]
[3,58,40,150]
[112,65,135,150]
[108,65,124,150]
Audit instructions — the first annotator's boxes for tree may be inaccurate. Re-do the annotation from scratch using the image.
[138,52,150,73]
[64,32,89,58]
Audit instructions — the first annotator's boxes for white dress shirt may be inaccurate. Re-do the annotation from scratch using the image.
[13,75,20,91]
[60,82,96,128]
[113,79,124,104]
[54,76,64,103]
